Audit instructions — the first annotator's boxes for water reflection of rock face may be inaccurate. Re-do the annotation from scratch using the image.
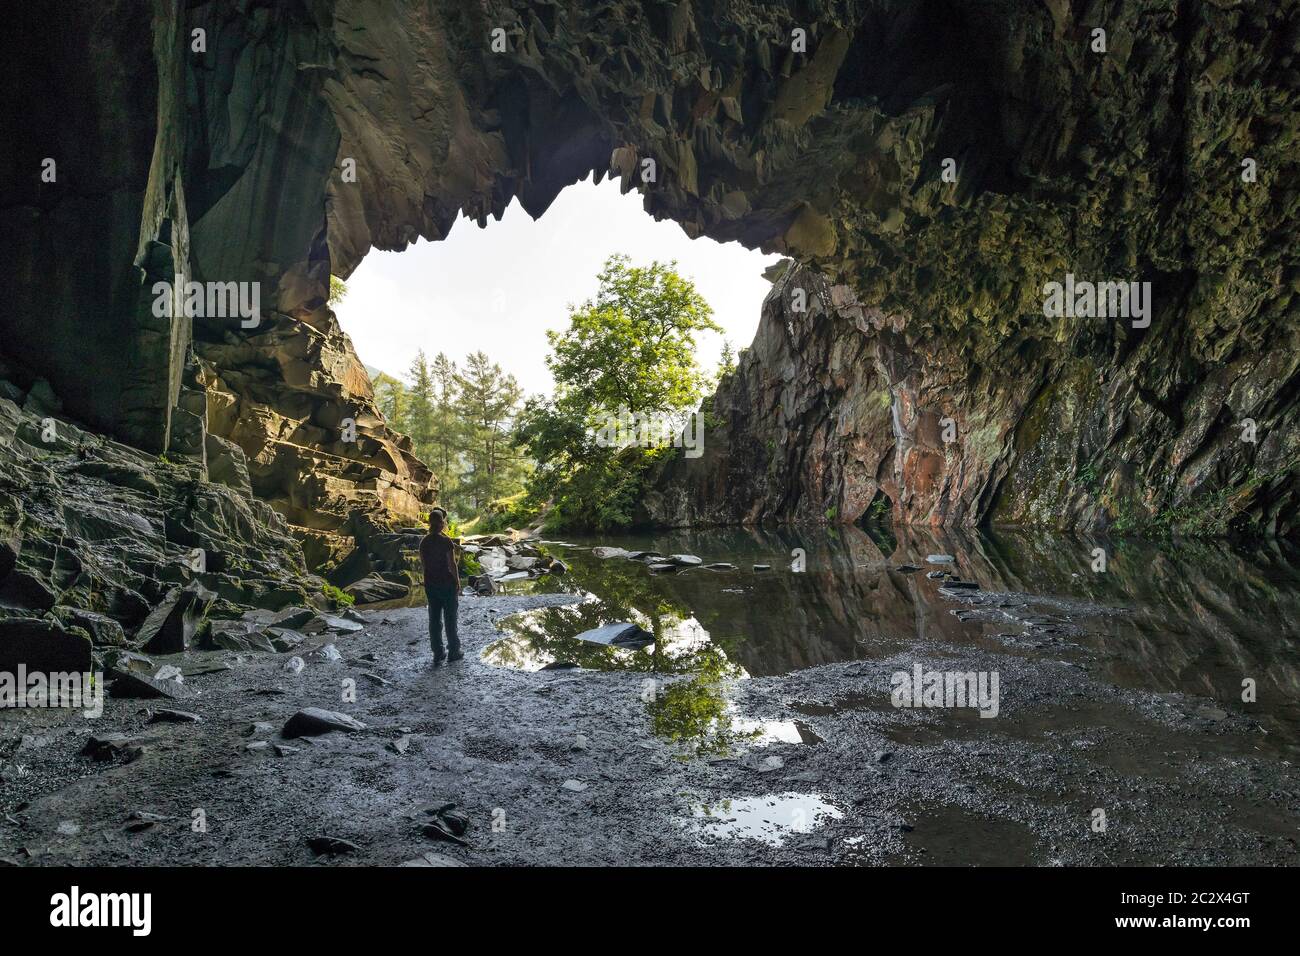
[519,527,1300,737]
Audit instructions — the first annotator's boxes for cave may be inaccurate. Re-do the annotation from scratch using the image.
[0,0,1298,880]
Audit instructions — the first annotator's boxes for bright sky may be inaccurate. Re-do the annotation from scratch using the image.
[333,174,781,397]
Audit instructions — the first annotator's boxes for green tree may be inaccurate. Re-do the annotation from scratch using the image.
[518,254,720,530]
[427,352,462,488]
[404,350,435,457]
[455,351,526,511]
[372,371,407,430]
[329,275,348,304]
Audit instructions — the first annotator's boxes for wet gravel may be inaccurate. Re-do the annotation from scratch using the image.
[1,591,1296,866]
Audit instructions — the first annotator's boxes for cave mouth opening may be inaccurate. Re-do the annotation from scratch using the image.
[332,173,780,401]
[326,172,781,523]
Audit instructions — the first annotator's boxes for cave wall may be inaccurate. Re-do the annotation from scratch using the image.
[1,0,1297,544]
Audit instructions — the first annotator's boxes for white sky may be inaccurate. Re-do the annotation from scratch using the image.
[333,174,780,397]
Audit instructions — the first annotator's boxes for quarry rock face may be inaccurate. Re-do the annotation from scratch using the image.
[1,0,1297,587]
[647,262,1299,535]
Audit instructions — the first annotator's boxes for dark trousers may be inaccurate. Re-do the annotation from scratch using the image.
[425,585,460,657]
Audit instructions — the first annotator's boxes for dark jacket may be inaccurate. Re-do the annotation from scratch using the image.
[420,532,459,590]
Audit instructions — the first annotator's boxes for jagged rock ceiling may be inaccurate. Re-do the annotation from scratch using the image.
[1,0,1297,538]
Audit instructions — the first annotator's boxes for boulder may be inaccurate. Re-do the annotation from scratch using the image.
[668,554,703,567]
[135,583,214,655]
[344,574,408,604]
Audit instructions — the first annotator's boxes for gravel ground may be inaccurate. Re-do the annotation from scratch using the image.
[1,591,1296,866]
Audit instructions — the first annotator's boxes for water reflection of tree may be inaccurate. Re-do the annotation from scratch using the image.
[495,553,740,674]
[646,647,755,757]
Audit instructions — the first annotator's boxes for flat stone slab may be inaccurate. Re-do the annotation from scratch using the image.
[571,622,654,649]
[108,668,195,701]
[282,707,367,738]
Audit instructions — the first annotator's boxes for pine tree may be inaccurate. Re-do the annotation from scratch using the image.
[455,351,525,511]
[405,350,435,459]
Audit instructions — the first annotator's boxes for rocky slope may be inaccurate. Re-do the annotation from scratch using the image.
[0,365,338,671]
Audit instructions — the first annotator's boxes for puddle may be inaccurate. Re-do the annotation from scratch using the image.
[871,804,1043,866]
[482,594,730,675]
[684,792,843,846]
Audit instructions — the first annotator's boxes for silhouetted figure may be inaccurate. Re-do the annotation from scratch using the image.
[419,508,461,665]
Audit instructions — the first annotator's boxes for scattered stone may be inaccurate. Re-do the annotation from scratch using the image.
[540,661,579,670]
[752,564,771,571]
[147,708,201,724]
[591,547,630,559]
[739,753,784,772]
[704,562,737,571]
[388,735,412,755]
[422,820,469,847]
[283,656,305,675]
[81,733,148,763]
[562,779,588,792]
[273,743,301,757]
[926,554,956,564]
[153,664,184,682]
[245,741,269,752]
[647,562,679,573]
[308,836,360,856]
[668,554,703,567]
[124,810,171,833]
[282,707,367,738]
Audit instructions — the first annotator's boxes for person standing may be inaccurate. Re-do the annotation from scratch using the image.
[419,508,462,665]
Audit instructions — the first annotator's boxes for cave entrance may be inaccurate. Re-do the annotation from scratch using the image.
[328,173,779,526]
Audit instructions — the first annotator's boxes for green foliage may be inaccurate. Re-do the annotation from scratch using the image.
[454,351,529,513]
[477,491,542,534]
[369,349,529,521]
[518,255,720,531]
[1106,464,1293,538]
[646,648,755,757]
[328,275,348,304]
[459,549,482,577]
[321,583,355,608]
